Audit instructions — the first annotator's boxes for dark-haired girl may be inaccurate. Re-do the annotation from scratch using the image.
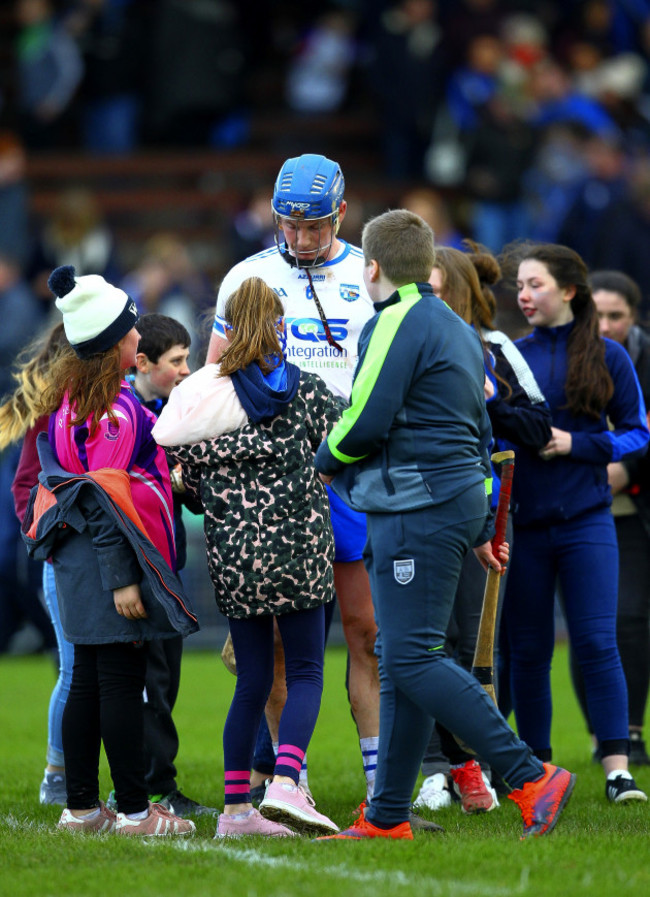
[500,243,649,803]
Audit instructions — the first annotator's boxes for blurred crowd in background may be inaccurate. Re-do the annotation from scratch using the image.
[3,0,650,654]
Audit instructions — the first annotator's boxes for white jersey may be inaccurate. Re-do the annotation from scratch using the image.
[215,241,375,399]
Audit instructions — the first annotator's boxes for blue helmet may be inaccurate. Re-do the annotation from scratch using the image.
[272,154,345,224]
[271,154,345,266]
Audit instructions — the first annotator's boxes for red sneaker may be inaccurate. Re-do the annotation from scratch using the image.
[508,763,576,838]
[449,759,498,814]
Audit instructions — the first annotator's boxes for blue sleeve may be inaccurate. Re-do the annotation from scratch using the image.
[571,340,649,463]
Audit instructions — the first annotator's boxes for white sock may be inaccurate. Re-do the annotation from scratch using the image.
[76,807,100,820]
[228,809,255,820]
[299,756,309,791]
[360,736,379,801]
[126,808,149,820]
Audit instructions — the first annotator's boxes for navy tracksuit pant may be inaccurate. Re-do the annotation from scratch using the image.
[363,483,544,827]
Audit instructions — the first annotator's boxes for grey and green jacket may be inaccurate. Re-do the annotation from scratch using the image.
[315,282,494,528]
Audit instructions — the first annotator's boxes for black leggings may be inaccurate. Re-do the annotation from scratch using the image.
[62,641,149,814]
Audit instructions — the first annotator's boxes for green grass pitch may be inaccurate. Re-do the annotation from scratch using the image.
[1,642,649,897]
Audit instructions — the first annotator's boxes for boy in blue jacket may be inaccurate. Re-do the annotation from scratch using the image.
[314,209,576,840]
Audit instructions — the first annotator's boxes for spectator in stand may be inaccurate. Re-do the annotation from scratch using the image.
[362,0,448,179]
[14,0,84,149]
[143,0,248,147]
[285,9,358,116]
[120,233,212,369]
[400,187,465,251]
[588,158,650,324]
[66,0,155,154]
[464,89,536,252]
[228,188,276,265]
[568,270,650,767]
[0,131,30,269]
[27,186,121,311]
[556,133,628,267]
[527,56,619,139]
[521,122,591,243]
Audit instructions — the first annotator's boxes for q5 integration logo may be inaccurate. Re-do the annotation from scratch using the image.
[287,317,349,343]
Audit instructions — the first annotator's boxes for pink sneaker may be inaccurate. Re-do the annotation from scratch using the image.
[214,808,297,838]
[114,801,195,836]
[57,801,116,834]
[260,781,339,835]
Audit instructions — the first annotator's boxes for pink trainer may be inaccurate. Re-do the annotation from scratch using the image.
[57,801,117,834]
[214,807,297,838]
[114,801,195,836]
[260,781,339,835]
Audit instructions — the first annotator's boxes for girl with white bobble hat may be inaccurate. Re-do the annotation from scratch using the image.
[30,265,197,837]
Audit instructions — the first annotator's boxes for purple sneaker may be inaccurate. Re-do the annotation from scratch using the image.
[260,782,339,836]
[215,807,297,838]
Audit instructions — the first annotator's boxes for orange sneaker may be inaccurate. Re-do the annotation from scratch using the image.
[314,806,413,841]
[508,763,576,838]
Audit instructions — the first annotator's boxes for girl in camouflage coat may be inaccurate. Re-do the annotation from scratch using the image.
[154,277,343,838]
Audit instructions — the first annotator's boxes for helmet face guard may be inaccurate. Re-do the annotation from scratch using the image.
[271,154,344,268]
[273,214,337,268]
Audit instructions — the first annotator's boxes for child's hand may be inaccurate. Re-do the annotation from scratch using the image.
[114,584,147,619]
[169,463,186,493]
[473,540,509,574]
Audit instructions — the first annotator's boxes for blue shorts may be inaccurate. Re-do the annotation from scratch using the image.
[327,486,367,563]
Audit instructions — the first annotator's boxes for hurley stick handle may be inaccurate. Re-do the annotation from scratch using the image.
[472,450,515,705]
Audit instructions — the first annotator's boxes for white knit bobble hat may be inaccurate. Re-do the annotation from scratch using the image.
[48,265,139,359]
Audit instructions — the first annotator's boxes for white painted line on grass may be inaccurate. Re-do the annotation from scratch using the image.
[150,839,528,896]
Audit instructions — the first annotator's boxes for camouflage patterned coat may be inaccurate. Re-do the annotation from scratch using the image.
[167,373,342,619]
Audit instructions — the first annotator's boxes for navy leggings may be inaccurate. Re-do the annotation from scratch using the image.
[224,605,325,804]
[568,513,650,732]
[503,508,629,757]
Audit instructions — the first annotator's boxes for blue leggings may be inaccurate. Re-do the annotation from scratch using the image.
[503,508,628,756]
[224,606,325,804]
[364,490,544,828]
[42,562,74,767]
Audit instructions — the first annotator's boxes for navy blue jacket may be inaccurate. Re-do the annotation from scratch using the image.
[315,282,493,541]
[21,434,199,644]
[506,322,649,527]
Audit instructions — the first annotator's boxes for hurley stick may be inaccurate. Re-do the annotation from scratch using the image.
[471,450,515,705]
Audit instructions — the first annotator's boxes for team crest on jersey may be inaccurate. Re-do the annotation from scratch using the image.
[394,559,414,585]
[339,284,360,302]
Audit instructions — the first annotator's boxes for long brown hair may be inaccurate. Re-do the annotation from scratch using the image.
[0,323,73,449]
[432,242,511,397]
[501,241,613,418]
[40,342,124,434]
[219,277,285,377]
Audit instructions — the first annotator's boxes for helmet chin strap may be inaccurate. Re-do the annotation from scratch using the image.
[282,250,330,269]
